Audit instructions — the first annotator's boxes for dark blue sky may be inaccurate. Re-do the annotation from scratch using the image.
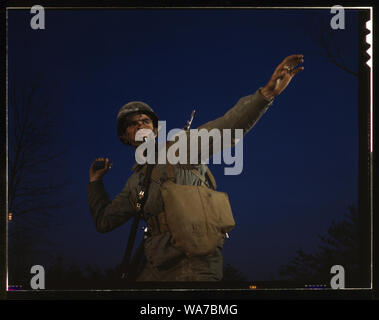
[8,8,359,281]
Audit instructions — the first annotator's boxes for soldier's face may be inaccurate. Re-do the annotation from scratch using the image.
[124,113,156,147]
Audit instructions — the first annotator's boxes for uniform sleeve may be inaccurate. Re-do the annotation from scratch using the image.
[188,89,273,162]
[87,179,135,233]
[164,89,273,164]
[198,89,273,134]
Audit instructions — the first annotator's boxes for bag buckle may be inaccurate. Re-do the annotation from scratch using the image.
[142,226,150,239]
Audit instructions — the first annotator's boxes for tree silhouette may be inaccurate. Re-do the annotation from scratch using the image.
[8,79,66,227]
[10,255,251,289]
[306,11,358,77]
[7,77,68,287]
[277,205,361,287]
[222,263,248,282]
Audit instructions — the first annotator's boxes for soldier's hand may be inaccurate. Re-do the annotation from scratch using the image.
[89,157,111,182]
[260,54,304,100]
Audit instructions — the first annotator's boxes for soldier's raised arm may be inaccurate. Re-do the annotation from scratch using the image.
[199,54,304,133]
[187,54,304,163]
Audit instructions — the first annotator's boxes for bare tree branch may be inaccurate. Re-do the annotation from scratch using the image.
[8,77,68,226]
[306,13,358,77]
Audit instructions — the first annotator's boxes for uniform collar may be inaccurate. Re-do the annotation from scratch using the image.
[131,163,141,171]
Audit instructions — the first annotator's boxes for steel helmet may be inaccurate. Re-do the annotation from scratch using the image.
[117,101,159,145]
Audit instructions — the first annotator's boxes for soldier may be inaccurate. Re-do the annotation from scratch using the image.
[88,55,304,281]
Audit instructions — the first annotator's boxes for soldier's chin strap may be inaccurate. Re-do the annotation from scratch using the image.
[119,163,155,280]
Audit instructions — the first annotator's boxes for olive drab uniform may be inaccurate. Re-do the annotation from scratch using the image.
[87,89,273,281]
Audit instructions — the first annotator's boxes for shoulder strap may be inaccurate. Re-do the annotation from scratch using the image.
[166,163,175,182]
[188,167,217,190]
[189,168,207,186]
[164,163,217,190]
[205,168,217,190]
[119,164,154,280]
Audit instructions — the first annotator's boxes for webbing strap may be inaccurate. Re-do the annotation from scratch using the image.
[166,163,175,181]
[167,164,216,190]
[140,160,216,190]
[205,168,217,190]
[189,168,207,186]
[119,164,154,279]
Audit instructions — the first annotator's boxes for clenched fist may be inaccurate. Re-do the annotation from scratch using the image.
[89,157,111,182]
